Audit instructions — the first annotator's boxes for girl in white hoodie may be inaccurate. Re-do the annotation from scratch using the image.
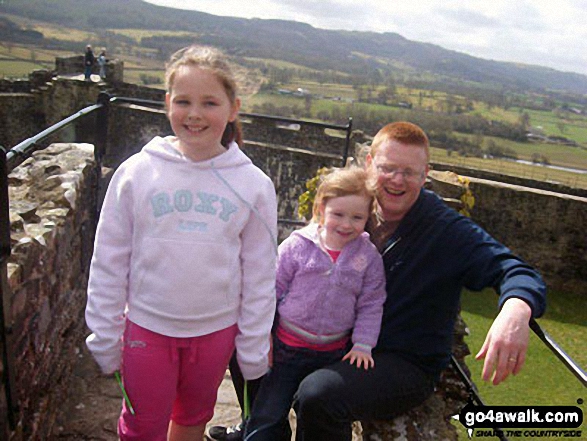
[85,46,277,441]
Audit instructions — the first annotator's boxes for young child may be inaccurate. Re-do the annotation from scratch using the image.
[85,46,277,441]
[244,167,386,441]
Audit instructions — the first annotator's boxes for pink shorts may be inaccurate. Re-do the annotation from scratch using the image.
[118,320,237,441]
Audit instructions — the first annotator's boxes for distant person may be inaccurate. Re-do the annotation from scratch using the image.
[97,49,107,80]
[244,167,386,440]
[84,45,95,81]
[85,45,277,441]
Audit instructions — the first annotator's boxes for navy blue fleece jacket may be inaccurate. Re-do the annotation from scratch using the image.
[373,189,546,378]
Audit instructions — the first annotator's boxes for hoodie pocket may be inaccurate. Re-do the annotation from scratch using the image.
[132,236,239,319]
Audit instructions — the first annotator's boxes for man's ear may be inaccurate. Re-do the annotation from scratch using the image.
[365,153,373,169]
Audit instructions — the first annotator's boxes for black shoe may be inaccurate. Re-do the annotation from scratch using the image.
[207,422,244,441]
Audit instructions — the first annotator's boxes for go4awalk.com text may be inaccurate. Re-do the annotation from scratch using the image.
[453,403,584,439]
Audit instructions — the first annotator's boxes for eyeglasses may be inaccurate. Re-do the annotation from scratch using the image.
[374,164,425,182]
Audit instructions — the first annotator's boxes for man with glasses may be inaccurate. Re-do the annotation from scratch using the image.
[210,121,546,440]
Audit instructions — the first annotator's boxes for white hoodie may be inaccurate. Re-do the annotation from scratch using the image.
[85,136,277,380]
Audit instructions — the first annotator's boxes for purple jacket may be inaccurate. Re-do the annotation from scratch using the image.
[276,223,386,352]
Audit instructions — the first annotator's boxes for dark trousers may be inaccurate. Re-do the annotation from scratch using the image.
[228,352,264,420]
[244,338,347,441]
[292,351,435,441]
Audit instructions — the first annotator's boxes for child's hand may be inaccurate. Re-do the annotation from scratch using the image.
[342,349,374,370]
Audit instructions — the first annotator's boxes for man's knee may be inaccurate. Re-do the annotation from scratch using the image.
[294,368,345,419]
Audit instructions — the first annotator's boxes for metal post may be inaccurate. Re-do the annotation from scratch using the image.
[95,92,110,173]
[0,147,18,430]
[342,117,353,167]
[94,92,110,219]
[529,318,587,387]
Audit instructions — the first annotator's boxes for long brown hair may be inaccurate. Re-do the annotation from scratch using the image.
[165,46,243,147]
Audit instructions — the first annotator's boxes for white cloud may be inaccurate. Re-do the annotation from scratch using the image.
[144,0,587,75]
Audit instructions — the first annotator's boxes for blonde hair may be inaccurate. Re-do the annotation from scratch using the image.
[311,167,375,223]
[370,121,429,161]
[165,45,242,147]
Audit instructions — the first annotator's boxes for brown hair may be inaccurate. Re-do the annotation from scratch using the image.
[165,45,243,147]
[370,121,429,161]
[311,167,376,223]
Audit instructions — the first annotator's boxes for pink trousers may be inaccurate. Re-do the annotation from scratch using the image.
[118,321,237,441]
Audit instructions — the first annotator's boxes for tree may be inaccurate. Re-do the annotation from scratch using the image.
[518,111,531,131]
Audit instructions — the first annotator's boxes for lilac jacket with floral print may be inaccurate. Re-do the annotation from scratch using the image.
[276,223,386,353]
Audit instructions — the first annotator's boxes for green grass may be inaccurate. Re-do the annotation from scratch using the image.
[123,69,165,89]
[526,109,587,144]
[0,59,50,77]
[455,288,586,440]
[430,147,587,190]
[243,56,322,71]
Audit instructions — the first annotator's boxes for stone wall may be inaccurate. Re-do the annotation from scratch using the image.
[431,162,587,198]
[4,144,97,440]
[468,177,587,293]
[55,55,124,83]
[0,75,103,150]
[429,170,587,294]
[240,114,352,158]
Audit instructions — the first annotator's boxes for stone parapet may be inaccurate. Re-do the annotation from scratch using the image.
[5,143,97,440]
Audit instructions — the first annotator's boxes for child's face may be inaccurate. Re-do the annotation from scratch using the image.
[319,194,371,250]
[165,65,240,161]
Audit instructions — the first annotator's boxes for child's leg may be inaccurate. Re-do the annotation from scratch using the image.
[168,422,206,441]
[170,324,238,439]
[118,321,180,441]
[245,338,326,441]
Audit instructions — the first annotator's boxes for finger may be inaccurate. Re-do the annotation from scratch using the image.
[493,353,513,385]
[363,358,371,370]
[476,336,489,360]
[342,352,351,361]
[481,345,497,382]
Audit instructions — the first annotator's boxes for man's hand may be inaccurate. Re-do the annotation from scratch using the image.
[475,298,532,385]
[342,349,375,370]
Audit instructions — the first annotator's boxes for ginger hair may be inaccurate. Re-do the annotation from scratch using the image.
[370,121,430,161]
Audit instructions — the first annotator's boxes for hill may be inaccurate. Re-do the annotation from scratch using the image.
[2,0,587,95]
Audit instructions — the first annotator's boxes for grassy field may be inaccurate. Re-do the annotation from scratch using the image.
[456,288,586,440]
[430,147,587,189]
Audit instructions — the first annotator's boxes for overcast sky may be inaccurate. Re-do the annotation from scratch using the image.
[145,0,587,77]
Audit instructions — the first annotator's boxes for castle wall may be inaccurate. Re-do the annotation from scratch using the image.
[4,143,97,440]
[468,178,587,293]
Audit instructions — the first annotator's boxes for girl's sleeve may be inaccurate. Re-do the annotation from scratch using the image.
[276,235,299,303]
[85,168,134,374]
[351,246,387,353]
[235,176,278,380]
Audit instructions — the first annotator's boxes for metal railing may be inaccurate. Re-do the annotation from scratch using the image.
[0,93,584,435]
